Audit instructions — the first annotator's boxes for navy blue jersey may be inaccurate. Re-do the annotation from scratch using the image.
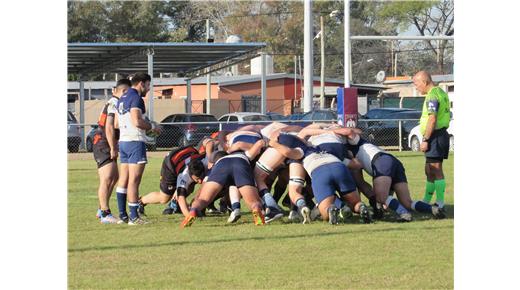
[278,133,316,157]
[117,88,147,142]
[317,143,345,160]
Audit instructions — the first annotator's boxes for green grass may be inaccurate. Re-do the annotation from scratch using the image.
[68,151,453,289]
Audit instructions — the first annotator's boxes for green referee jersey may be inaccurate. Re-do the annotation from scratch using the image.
[419,86,451,135]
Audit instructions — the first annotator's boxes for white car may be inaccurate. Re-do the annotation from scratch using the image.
[218,112,270,123]
[408,120,454,152]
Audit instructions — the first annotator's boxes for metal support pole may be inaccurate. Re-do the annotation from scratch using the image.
[147,49,154,121]
[206,19,212,115]
[394,46,398,77]
[79,77,85,150]
[320,15,325,109]
[261,52,267,114]
[294,55,297,106]
[344,0,351,88]
[399,97,403,151]
[298,55,303,111]
[303,0,313,112]
[186,79,192,114]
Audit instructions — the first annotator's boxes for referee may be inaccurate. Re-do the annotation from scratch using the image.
[413,71,451,209]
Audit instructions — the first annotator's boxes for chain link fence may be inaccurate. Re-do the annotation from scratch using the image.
[68,118,453,153]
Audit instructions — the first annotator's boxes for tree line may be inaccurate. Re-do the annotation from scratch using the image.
[68,0,453,83]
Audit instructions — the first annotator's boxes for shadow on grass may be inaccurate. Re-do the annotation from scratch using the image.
[69,224,452,253]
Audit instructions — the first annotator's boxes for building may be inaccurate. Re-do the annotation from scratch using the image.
[380,74,454,110]
[68,73,384,123]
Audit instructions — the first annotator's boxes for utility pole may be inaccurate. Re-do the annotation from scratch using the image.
[206,19,211,115]
[320,15,325,109]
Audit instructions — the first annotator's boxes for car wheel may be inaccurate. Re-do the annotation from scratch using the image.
[410,136,420,152]
[449,135,454,151]
[86,138,93,152]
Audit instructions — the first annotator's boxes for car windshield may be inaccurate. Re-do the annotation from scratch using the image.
[301,111,336,120]
[365,109,412,119]
[189,115,217,122]
[243,115,269,121]
[68,111,77,123]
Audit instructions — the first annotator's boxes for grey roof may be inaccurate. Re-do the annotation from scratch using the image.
[68,42,266,77]
[384,74,454,85]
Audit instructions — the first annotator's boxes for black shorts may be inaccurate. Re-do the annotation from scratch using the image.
[425,128,450,162]
[159,158,177,196]
[93,140,115,169]
[372,153,408,185]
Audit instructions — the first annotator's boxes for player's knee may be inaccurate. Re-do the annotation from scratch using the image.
[158,193,171,204]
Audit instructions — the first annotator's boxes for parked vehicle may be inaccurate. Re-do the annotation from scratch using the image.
[408,120,454,152]
[67,111,81,153]
[300,109,337,121]
[358,108,421,148]
[156,114,218,148]
[218,112,271,130]
[266,112,285,121]
[218,112,271,123]
[284,113,304,121]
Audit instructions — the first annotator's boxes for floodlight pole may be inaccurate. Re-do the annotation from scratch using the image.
[261,52,267,114]
[303,0,313,112]
[79,76,85,150]
[186,79,192,114]
[147,49,154,121]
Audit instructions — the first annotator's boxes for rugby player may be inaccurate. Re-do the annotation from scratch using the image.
[93,79,131,224]
[138,146,207,218]
[344,133,446,220]
[181,139,267,228]
[114,73,160,225]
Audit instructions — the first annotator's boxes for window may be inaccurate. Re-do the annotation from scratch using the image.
[161,115,174,123]
[243,115,269,121]
[229,116,238,122]
[218,116,229,122]
[190,115,217,122]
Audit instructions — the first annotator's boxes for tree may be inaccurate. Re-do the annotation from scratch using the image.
[379,0,454,74]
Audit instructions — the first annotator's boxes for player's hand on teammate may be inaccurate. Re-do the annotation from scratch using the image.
[268,129,281,145]
[333,127,362,137]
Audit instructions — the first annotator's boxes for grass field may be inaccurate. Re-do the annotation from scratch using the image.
[68,151,453,289]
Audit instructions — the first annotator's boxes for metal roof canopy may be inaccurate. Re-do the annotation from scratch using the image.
[68,42,266,79]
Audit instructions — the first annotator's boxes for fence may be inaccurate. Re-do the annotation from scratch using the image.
[66,118,452,154]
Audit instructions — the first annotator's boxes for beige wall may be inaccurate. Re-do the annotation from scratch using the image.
[74,99,186,124]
